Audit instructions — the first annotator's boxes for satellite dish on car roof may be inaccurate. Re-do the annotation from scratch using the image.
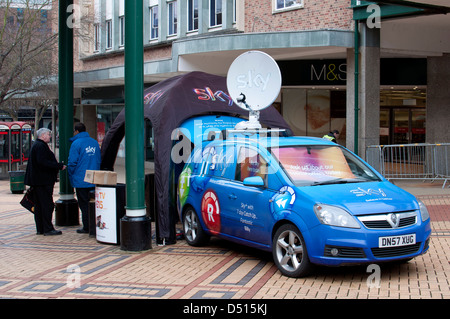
[227,51,282,129]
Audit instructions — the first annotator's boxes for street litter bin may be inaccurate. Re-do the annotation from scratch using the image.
[95,183,126,245]
[9,170,25,194]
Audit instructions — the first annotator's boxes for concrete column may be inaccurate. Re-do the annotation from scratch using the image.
[347,23,380,158]
[346,48,356,153]
[82,105,97,138]
[359,24,380,157]
[199,0,209,33]
[427,54,450,143]
[223,0,234,30]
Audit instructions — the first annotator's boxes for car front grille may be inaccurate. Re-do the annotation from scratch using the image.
[324,241,426,260]
[357,211,417,229]
[371,242,422,258]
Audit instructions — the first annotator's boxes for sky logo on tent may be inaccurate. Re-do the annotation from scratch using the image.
[193,87,233,106]
[144,89,164,105]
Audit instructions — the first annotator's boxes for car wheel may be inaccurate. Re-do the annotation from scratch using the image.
[183,207,209,246]
[272,224,312,277]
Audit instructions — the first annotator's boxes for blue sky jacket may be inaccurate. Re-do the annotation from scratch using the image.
[68,131,101,188]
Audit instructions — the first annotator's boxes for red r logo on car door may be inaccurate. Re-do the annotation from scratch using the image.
[201,190,221,234]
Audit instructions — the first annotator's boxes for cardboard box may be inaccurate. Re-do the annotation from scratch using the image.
[84,170,117,185]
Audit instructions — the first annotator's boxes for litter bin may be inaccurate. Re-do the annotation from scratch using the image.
[9,170,25,194]
[95,183,126,245]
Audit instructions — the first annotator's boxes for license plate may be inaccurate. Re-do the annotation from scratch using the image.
[378,234,416,248]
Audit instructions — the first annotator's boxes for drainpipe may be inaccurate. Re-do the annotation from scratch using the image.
[354,21,360,156]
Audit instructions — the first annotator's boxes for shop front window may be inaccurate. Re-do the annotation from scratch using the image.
[97,105,124,149]
[280,88,346,144]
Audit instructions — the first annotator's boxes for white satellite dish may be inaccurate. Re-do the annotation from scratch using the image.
[227,51,282,129]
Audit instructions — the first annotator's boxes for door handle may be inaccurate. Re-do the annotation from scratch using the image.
[228,194,237,200]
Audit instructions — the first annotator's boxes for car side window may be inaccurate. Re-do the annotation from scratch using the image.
[235,146,268,183]
[201,144,236,179]
[217,145,236,179]
[202,146,216,176]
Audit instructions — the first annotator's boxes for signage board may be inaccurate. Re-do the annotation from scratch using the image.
[95,186,118,244]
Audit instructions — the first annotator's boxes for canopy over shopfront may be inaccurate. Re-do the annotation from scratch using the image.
[100,71,291,240]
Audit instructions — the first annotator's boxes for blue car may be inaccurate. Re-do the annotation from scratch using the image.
[177,131,431,277]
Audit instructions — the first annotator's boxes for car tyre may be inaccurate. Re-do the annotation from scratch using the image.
[183,207,209,246]
[272,224,312,277]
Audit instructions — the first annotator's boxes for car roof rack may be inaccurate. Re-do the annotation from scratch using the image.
[206,128,290,141]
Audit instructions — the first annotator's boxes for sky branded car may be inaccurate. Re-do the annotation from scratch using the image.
[177,131,431,277]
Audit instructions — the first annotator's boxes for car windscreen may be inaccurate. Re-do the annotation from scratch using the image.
[271,145,381,186]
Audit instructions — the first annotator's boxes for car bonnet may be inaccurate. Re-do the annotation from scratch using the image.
[297,181,418,216]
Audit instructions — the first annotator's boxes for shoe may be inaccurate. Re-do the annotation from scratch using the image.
[36,231,44,235]
[77,228,89,234]
[44,230,62,236]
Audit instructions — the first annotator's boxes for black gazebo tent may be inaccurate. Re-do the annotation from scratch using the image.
[100,71,291,242]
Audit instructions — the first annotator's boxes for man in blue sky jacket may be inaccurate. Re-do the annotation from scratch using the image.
[68,122,101,234]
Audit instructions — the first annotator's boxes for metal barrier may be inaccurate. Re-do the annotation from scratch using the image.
[366,143,450,188]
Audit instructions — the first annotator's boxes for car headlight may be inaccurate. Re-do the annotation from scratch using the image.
[418,199,430,222]
[314,204,360,229]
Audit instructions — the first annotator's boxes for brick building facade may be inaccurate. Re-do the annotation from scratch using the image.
[71,0,450,158]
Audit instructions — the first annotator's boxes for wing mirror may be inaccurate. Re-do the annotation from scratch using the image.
[243,176,265,187]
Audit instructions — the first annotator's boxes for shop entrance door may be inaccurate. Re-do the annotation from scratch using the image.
[393,109,426,144]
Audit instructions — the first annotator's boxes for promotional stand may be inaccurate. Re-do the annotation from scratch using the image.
[84,170,125,245]
[95,183,126,245]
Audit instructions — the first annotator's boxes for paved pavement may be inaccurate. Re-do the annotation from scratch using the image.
[0,173,449,303]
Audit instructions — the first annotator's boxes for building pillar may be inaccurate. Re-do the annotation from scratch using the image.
[427,54,450,143]
[346,47,356,153]
[359,24,380,157]
[346,22,380,158]
[120,0,152,251]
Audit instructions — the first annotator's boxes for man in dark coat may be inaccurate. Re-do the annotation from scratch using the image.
[25,128,66,235]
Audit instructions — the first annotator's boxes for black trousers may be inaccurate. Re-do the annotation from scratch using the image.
[33,184,56,233]
[76,187,94,231]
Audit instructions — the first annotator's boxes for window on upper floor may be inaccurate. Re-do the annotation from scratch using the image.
[210,0,222,27]
[274,0,304,13]
[150,5,159,40]
[106,19,112,49]
[94,23,100,52]
[17,8,24,26]
[168,1,178,36]
[188,0,198,32]
[119,16,125,47]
